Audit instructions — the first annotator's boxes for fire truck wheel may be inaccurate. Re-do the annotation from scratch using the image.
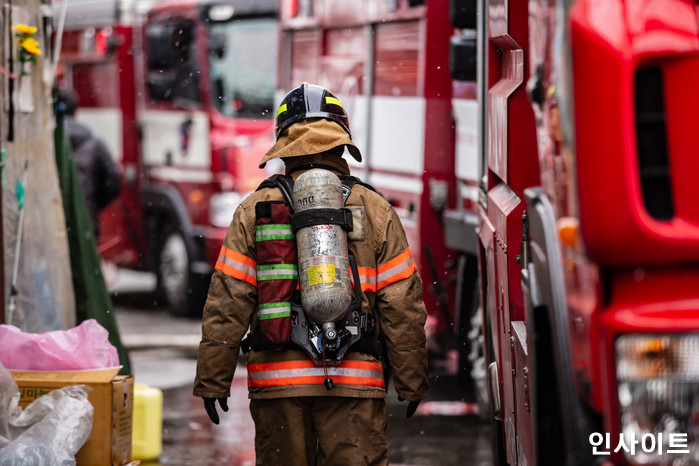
[458,278,480,388]
[466,306,489,422]
[156,227,205,317]
[485,310,508,466]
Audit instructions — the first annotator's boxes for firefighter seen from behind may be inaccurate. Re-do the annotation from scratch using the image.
[193,82,429,465]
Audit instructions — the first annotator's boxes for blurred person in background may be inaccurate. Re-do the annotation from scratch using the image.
[57,88,121,237]
[194,83,429,465]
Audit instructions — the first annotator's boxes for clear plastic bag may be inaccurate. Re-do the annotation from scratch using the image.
[0,319,118,371]
[0,363,93,466]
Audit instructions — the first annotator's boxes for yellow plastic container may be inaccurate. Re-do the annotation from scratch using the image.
[132,383,163,461]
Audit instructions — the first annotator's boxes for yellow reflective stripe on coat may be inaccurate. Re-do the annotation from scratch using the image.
[215,245,257,286]
[247,359,384,388]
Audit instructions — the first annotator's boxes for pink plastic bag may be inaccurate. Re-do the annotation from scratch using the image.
[0,319,119,371]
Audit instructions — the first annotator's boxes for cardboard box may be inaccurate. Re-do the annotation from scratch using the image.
[9,367,134,466]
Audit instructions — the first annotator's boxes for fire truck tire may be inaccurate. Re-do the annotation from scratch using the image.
[156,226,206,317]
[532,308,567,464]
[467,308,489,422]
[524,187,596,466]
[456,256,483,403]
[458,284,481,384]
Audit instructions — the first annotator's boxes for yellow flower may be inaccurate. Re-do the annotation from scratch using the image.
[15,24,37,35]
[20,37,42,56]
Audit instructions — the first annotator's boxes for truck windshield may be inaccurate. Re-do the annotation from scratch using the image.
[208,17,278,119]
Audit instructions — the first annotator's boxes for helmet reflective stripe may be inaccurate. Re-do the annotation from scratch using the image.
[258,302,292,320]
[276,103,287,118]
[325,96,342,107]
[257,264,298,281]
[247,359,385,388]
[255,224,295,241]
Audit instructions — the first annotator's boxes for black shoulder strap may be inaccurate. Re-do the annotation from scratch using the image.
[339,175,380,202]
[257,174,295,211]
[256,174,282,190]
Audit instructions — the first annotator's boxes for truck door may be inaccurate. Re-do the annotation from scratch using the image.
[141,18,212,178]
[479,0,540,464]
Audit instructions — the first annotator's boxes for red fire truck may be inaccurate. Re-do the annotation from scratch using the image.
[276,0,483,370]
[448,0,699,464]
[56,0,278,315]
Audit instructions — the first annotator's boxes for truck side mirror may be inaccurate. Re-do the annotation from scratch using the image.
[147,24,179,70]
[449,34,477,82]
[146,21,198,103]
[146,24,179,100]
[450,0,477,30]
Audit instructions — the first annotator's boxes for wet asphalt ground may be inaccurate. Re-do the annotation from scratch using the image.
[111,270,493,466]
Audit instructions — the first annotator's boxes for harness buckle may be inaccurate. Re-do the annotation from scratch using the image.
[360,312,375,332]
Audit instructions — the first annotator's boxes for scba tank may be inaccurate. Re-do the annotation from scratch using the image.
[293,169,352,324]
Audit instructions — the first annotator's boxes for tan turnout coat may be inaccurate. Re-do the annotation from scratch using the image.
[194,126,429,403]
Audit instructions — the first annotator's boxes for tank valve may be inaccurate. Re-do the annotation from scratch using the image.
[324,323,337,341]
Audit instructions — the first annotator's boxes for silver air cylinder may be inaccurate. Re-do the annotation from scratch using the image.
[293,169,352,325]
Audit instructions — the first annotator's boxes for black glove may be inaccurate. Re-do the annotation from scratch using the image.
[406,400,420,418]
[203,397,229,425]
[398,396,421,419]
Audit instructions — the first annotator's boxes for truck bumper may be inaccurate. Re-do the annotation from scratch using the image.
[597,270,699,464]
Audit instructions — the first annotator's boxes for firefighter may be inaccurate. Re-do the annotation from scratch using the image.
[193,83,429,465]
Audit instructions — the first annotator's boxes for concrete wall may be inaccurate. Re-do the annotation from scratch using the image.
[1,0,75,330]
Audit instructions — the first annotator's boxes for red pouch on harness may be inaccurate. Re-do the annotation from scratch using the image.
[255,201,297,349]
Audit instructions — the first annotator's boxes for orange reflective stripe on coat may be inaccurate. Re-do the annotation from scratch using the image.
[376,248,417,289]
[350,248,417,293]
[350,266,377,293]
[215,246,257,286]
[247,359,385,388]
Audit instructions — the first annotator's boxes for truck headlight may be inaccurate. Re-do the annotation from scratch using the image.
[210,192,242,228]
[616,334,699,464]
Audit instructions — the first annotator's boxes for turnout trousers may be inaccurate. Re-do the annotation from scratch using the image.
[249,396,388,465]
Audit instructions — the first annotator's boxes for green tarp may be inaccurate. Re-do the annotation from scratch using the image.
[54,110,131,375]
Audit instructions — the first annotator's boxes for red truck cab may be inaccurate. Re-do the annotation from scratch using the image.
[58,0,278,315]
